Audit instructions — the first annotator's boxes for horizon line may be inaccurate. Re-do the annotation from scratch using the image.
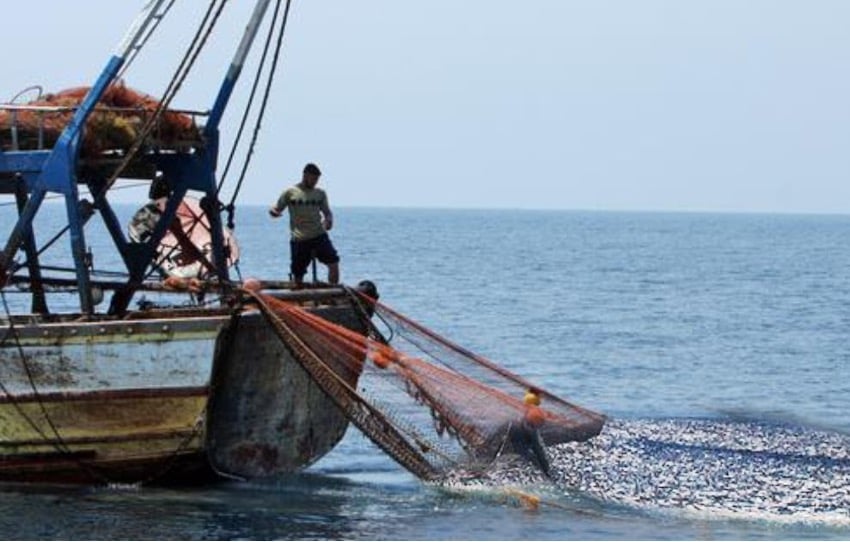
[36,199,850,218]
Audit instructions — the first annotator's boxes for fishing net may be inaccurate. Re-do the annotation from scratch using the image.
[250,290,605,481]
[0,82,199,155]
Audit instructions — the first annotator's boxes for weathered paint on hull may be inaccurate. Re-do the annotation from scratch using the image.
[0,301,366,484]
[206,306,366,479]
[0,389,209,484]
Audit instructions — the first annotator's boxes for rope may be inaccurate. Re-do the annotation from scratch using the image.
[0,2,301,485]
[358,290,605,422]
[0,287,224,484]
[1,181,148,285]
[139,405,207,485]
[0,296,67,444]
[342,285,393,344]
[218,0,294,222]
[0,291,111,483]
[216,0,285,198]
[97,0,228,199]
[113,0,229,283]
[116,0,178,82]
[142,202,209,282]
[248,291,441,480]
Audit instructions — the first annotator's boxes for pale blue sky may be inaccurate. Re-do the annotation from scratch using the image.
[5,1,850,213]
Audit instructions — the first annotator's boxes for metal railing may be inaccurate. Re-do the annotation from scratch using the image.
[0,103,210,153]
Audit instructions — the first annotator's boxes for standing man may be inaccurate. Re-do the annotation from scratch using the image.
[269,163,340,286]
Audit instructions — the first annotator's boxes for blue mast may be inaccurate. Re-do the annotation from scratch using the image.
[107,0,273,314]
[0,0,171,314]
[0,0,274,315]
[202,0,273,291]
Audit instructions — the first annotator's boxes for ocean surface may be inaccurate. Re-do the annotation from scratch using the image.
[1,205,849,540]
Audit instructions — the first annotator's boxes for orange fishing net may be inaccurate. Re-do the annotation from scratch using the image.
[0,82,199,155]
[252,291,605,479]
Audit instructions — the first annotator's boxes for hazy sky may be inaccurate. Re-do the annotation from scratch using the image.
[5,1,850,213]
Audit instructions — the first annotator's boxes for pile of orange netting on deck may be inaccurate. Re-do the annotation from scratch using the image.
[0,82,198,154]
[251,290,605,480]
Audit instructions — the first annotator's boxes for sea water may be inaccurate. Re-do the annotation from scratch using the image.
[0,206,847,540]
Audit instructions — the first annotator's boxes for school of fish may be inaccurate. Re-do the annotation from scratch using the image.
[440,418,850,524]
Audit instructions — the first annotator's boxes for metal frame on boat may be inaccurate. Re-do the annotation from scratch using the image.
[0,1,372,484]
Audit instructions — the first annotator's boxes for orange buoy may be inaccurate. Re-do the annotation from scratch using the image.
[371,350,393,369]
[524,405,546,428]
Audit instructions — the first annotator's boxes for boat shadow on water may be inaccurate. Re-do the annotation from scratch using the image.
[0,470,425,540]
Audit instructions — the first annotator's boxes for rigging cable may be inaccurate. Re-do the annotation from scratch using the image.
[116,0,178,82]
[215,0,286,198]
[97,0,228,198]
[218,0,294,227]
[147,0,293,281]
[0,291,111,482]
[142,201,211,282]
[1,1,225,289]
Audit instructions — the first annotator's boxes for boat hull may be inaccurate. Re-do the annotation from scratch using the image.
[0,296,367,484]
[205,305,364,479]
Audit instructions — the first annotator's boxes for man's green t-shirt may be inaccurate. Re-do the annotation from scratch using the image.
[274,185,328,241]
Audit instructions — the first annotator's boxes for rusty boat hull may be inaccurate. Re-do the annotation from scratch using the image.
[0,289,367,484]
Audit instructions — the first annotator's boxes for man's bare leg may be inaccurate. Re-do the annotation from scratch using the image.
[327,263,339,285]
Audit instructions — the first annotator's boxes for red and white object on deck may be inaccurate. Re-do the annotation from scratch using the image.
[159,197,240,279]
[130,196,239,279]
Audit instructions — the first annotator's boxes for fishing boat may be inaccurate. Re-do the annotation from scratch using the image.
[0,0,376,484]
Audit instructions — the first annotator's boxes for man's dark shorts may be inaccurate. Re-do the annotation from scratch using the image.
[290,233,339,278]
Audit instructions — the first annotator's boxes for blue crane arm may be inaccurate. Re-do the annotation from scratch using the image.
[0,0,172,312]
[205,0,273,136]
[112,0,276,314]
[2,0,276,315]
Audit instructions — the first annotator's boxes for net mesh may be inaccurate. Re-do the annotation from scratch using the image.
[0,82,198,154]
[252,291,605,480]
